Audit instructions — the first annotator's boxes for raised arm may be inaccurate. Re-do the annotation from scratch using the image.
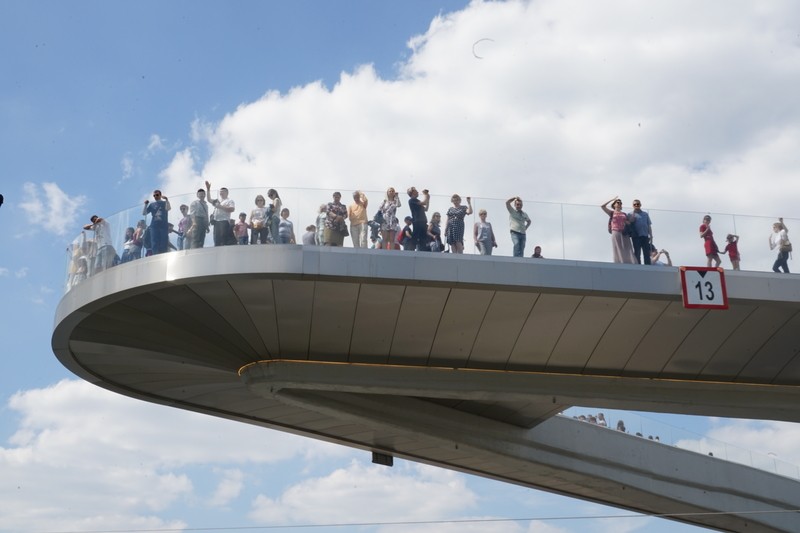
[600,196,617,216]
[465,196,473,216]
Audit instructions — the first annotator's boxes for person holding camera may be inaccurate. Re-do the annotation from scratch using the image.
[407,186,430,251]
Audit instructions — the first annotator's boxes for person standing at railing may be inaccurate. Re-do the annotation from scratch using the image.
[324,192,349,247]
[628,199,653,265]
[473,209,496,255]
[699,215,721,268]
[348,190,369,248]
[234,213,249,245]
[506,196,531,257]
[249,195,269,244]
[267,189,282,244]
[722,234,740,271]
[315,204,327,245]
[407,187,430,252]
[82,215,116,274]
[207,181,236,246]
[378,187,401,250]
[445,194,472,254]
[769,218,791,273]
[176,204,191,250]
[143,190,171,254]
[188,188,210,249]
[601,197,636,264]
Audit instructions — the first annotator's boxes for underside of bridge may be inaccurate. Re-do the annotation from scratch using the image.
[53,246,800,532]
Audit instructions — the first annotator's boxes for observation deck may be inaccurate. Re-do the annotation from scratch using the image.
[53,190,800,532]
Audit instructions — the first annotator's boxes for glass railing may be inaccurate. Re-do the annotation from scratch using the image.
[561,407,800,480]
[64,186,798,292]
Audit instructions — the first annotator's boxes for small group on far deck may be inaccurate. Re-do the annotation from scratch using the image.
[601,196,792,273]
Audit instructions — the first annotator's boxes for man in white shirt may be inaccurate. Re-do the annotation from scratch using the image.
[206,181,236,246]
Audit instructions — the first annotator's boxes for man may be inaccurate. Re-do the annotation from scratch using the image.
[407,187,430,251]
[206,181,236,246]
[505,196,531,257]
[628,199,653,265]
[531,246,544,259]
[188,188,210,249]
[347,190,369,248]
[142,189,171,254]
[82,215,115,274]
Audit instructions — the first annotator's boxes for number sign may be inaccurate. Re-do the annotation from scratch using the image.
[680,267,728,310]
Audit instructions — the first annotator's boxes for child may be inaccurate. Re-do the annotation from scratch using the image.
[277,208,295,244]
[234,212,249,245]
[399,216,414,250]
[302,224,316,246]
[723,234,740,270]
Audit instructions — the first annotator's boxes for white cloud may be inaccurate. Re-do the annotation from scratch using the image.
[18,182,87,236]
[147,133,166,153]
[0,380,349,531]
[120,153,134,182]
[14,267,28,279]
[159,148,201,186]
[676,419,800,476]
[249,460,476,526]
[0,267,8,276]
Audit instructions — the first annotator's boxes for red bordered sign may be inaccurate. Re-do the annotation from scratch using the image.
[679,267,729,310]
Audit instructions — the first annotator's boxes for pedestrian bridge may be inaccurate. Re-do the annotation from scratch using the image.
[52,245,800,532]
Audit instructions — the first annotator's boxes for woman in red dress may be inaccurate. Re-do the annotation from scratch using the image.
[699,215,721,267]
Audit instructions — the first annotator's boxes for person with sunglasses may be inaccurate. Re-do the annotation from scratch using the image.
[143,189,171,254]
[628,199,653,265]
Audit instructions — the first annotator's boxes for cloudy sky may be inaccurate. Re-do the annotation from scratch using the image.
[2,0,800,532]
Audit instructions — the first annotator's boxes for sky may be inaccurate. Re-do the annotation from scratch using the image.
[2,0,800,532]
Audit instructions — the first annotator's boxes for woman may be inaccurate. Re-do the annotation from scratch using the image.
[249,194,269,244]
[699,215,720,267]
[120,227,139,263]
[473,209,496,255]
[769,218,791,273]
[601,197,635,263]
[315,204,327,245]
[427,212,444,252]
[324,191,348,247]
[444,194,473,254]
[132,219,147,258]
[266,189,282,243]
[379,187,401,250]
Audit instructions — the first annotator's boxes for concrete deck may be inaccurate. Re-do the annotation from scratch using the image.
[52,245,800,532]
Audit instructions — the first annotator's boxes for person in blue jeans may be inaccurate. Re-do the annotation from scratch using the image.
[506,196,531,257]
[143,190,171,254]
[628,199,653,264]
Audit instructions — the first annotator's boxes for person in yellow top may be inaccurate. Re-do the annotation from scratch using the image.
[347,190,369,248]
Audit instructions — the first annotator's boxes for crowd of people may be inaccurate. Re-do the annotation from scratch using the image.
[66,186,794,288]
[572,411,665,441]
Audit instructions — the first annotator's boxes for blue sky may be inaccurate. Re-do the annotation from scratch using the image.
[2,1,800,532]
